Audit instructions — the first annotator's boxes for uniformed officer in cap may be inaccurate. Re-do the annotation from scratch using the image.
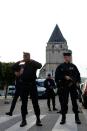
[17,52,42,127]
[55,50,81,124]
[44,73,57,111]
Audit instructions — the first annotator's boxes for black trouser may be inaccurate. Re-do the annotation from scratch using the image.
[20,82,40,121]
[47,91,56,109]
[29,84,40,118]
[59,85,78,115]
[10,89,20,114]
[20,87,29,121]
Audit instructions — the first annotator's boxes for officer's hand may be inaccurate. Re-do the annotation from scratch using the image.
[65,75,71,80]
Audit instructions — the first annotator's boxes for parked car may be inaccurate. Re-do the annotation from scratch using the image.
[36,79,47,98]
[0,90,4,96]
[80,81,87,108]
[7,85,15,96]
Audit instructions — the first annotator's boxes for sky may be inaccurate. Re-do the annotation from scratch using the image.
[0,0,87,77]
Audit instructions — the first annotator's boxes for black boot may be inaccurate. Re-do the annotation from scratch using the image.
[75,114,81,124]
[60,114,66,124]
[20,120,27,127]
[48,108,51,111]
[53,108,58,111]
[20,115,27,127]
[5,112,12,116]
[36,116,42,126]
[57,110,62,114]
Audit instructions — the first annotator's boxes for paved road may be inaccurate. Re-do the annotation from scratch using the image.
[0,96,87,131]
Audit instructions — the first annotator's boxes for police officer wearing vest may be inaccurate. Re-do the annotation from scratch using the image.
[55,50,81,124]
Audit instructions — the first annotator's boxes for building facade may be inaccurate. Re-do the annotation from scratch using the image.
[39,24,71,78]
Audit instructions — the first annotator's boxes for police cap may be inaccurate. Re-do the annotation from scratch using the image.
[63,50,72,56]
[48,73,51,77]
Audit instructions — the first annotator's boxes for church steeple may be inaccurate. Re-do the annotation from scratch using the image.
[39,24,70,78]
[48,24,66,43]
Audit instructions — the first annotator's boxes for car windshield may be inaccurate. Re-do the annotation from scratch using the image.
[9,88,15,91]
[36,81,44,87]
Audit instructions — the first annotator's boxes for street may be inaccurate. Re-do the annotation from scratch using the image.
[0,96,87,131]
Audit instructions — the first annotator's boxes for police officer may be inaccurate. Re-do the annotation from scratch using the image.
[55,50,81,124]
[44,74,57,111]
[6,61,24,116]
[19,52,42,127]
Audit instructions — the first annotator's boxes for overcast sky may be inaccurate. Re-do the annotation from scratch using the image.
[0,0,87,77]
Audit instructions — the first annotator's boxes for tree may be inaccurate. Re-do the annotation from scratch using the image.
[0,62,15,89]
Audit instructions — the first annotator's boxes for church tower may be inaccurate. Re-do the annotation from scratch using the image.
[39,24,70,78]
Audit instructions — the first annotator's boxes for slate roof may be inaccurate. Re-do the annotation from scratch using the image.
[48,24,66,43]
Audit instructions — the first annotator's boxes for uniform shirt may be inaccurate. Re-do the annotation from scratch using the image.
[21,60,42,83]
[44,78,55,91]
[55,62,81,87]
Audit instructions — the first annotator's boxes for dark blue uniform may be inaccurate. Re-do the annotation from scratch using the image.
[44,78,57,111]
[55,62,81,115]
[20,60,42,123]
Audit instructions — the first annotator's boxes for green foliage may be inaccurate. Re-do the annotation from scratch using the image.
[0,62,15,89]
